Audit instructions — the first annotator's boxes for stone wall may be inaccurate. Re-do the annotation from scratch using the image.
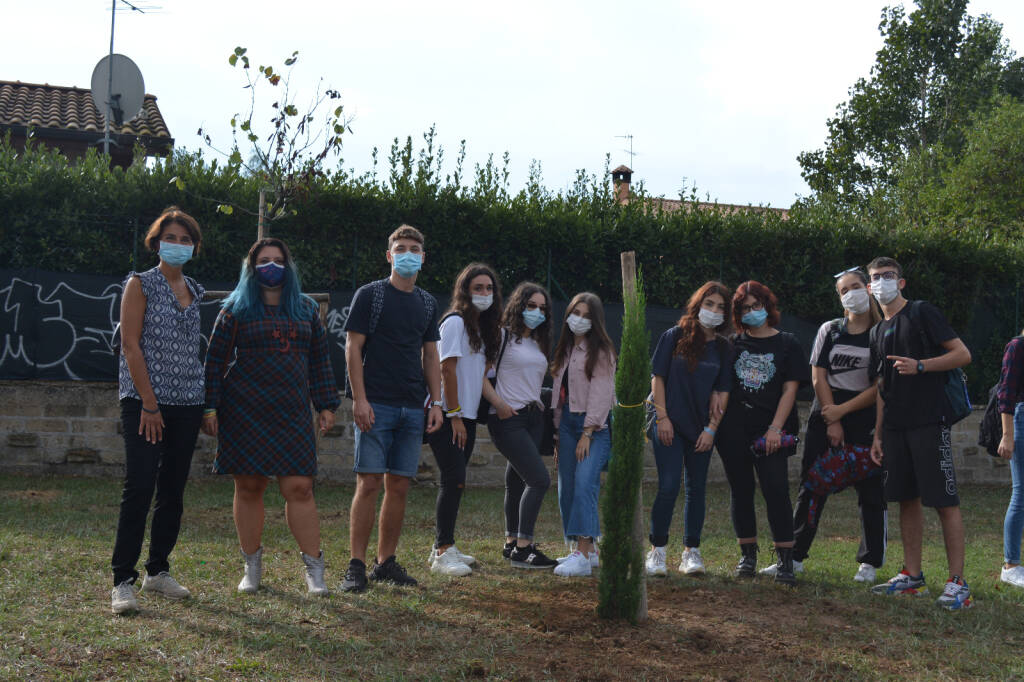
[0,381,1011,486]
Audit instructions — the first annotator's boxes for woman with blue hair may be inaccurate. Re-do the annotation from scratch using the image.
[203,238,340,596]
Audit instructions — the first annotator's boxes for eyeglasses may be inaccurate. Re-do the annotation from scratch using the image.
[525,302,549,312]
[870,271,900,282]
[833,266,862,279]
[739,301,764,314]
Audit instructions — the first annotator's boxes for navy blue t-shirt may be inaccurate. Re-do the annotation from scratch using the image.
[651,327,732,443]
[344,280,440,408]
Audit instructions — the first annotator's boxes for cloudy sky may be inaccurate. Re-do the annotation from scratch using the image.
[5,1,1024,207]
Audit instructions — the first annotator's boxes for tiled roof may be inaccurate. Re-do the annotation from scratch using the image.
[0,80,170,139]
[654,197,789,219]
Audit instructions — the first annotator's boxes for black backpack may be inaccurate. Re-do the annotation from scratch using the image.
[978,384,1002,457]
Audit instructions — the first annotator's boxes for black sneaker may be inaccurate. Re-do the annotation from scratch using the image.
[502,541,516,561]
[509,544,557,569]
[341,559,367,593]
[369,555,418,587]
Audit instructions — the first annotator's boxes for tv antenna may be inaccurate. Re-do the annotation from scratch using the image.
[92,0,161,155]
[616,134,636,166]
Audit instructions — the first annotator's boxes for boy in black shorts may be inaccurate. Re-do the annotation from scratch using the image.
[866,257,973,610]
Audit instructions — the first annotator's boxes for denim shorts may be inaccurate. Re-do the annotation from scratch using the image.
[353,402,424,478]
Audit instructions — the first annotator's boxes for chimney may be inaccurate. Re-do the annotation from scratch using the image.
[611,165,632,205]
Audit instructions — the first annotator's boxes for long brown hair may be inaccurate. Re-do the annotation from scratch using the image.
[444,263,503,364]
[501,282,552,359]
[551,292,617,379]
[675,281,732,370]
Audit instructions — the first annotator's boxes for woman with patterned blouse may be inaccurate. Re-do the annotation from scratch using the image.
[203,238,340,596]
[111,207,206,615]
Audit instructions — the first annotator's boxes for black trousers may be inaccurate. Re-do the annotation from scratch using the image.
[716,402,796,543]
[426,416,478,547]
[792,410,887,566]
[111,399,203,586]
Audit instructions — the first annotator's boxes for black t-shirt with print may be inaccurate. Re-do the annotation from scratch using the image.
[344,281,440,408]
[869,300,957,430]
[729,331,810,417]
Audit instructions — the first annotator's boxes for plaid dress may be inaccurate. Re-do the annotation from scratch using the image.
[204,301,340,476]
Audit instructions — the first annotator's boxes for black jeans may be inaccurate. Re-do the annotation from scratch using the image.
[792,410,887,566]
[487,406,550,541]
[426,416,478,547]
[111,399,203,586]
[717,402,795,543]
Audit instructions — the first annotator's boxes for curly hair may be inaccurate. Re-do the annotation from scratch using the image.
[501,282,552,359]
[674,281,732,370]
[443,263,503,364]
[732,280,780,330]
[551,292,616,379]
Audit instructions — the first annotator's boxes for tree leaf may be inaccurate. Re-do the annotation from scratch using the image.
[217,204,234,215]
[228,54,238,67]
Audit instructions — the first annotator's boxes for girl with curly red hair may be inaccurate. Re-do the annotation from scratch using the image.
[645,282,733,577]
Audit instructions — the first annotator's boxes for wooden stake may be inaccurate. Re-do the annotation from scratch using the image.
[257,188,267,241]
[620,250,649,624]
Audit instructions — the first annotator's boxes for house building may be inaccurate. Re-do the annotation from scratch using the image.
[0,80,173,167]
[611,165,789,219]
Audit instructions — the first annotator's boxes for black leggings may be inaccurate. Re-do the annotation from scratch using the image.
[717,403,795,543]
[426,416,478,547]
[111,399,203,586]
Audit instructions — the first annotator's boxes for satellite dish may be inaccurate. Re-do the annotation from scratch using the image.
[90,54,145,127]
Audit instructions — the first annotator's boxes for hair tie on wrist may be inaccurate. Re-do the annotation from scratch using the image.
[141,405,160,414]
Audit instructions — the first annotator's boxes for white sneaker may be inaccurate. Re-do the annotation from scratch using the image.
[238,547,263,594]
[140,572,191,600]
[553,550,592,577]
[556,542,578,564]
[645,546,667,576]
[588,549,600,568]
[430,546,473,577]
[854,563,877,583]
[679,547,705,575]
[111,581,138,614]
[450,545,476,566]
[760,558,804,576]
[1001,564,1024,588]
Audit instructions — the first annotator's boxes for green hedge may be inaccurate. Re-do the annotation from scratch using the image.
[3,137,1021,396]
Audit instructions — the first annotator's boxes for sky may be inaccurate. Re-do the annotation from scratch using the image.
[4,0,1024,208]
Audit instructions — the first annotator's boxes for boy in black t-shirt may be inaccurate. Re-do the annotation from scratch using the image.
[866,257,973,610]
[341,225,443,593]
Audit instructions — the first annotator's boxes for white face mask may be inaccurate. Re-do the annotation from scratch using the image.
[567,314,592,335]
[840,287,871,314]
[870,277,900,305]
[698,308,724,329]
[471,294,493,311]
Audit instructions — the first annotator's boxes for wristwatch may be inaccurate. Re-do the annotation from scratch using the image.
[430,400,443,408]
[916,360,925,374]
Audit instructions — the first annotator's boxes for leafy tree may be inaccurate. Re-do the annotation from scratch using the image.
[799,0,1011,203]
[897,96,1024,238]
[194,47,351,220]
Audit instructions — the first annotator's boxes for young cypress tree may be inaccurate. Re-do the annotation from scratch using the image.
[598,263,649,622]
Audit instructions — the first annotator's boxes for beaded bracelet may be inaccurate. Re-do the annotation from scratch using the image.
[445,406,462,417]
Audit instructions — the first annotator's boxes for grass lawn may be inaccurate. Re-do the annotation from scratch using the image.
[1,473,1023,680]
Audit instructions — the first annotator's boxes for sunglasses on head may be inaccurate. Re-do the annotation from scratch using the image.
[833,266,864,279]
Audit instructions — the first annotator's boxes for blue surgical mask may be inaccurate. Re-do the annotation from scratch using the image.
[741,308,768,328]
[522,308,546,329]
[159,241,193,267]
[392,251,422,278]
[255,261,286,287]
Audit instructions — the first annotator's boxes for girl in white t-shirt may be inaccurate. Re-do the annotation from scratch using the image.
[482,282,559,569]
[425,264,503,576]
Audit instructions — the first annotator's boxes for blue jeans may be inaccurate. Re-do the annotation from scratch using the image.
[557,407,611,541]
[1005,403,1024,564]
[649,432,711,548]
[353,402,423,478]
